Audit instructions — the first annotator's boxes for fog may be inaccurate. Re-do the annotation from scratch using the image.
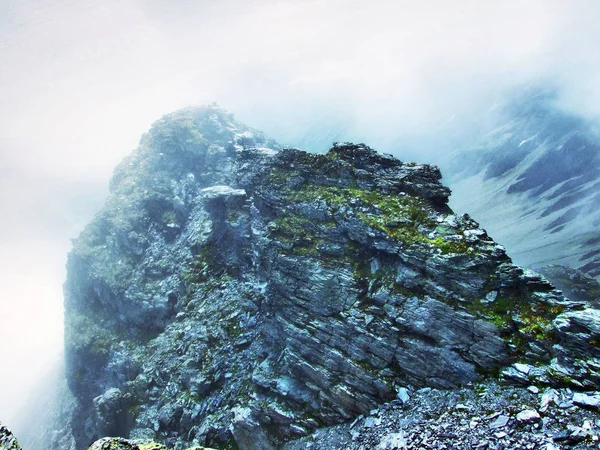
[2,0,600,429]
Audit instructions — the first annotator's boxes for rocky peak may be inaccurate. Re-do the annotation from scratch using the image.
[63,107,600,449]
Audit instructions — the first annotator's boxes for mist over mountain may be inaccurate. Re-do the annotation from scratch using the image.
[2,0,600,447]
[445,89,600,278]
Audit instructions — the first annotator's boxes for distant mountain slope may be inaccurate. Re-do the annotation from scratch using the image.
[444,91,600,278]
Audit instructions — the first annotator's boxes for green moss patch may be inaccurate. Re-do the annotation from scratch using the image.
[467,294,565,354]
[283,184,470,253]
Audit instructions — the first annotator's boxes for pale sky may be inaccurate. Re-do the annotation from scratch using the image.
[2,0,600,427]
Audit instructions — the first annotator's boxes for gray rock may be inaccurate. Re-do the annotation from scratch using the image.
[540,389,560,413]
[572,392,600,409]
[515,363,532,375]
[489,415,510,429]
[286,380,600,450]
[554,309,600,361]
[200,185,247,199]
[93,388,133,438]
[364,417,382,428]
[396,387,410,404]
[230,407,275,450]
[516,409,541,424]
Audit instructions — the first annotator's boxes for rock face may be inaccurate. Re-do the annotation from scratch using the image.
[64,106,600,449]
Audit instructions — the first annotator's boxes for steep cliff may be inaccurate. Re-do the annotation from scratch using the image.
[64,106,600,449]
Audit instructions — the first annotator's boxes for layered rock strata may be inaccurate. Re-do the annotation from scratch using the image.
[64,106,600,449]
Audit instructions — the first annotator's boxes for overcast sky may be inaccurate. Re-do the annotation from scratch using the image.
[2,0,600,427]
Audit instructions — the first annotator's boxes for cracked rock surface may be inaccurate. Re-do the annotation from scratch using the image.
[285,381,600,450]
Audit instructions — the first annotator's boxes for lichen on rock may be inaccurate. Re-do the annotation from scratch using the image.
[0,421,22,450]
[87,437,213,450]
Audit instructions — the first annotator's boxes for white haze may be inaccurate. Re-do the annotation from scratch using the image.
[2,0,600,429]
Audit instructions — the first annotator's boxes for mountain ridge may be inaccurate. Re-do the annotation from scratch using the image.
[61,106,600,449]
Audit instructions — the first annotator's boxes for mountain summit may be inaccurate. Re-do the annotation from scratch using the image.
[63,106,600,449]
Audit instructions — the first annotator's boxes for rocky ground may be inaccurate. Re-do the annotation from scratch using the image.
[285,381,600,450]
[6,375,600,450]
[28,376,600,449]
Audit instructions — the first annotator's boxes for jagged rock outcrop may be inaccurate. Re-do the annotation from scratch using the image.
[64,106,600,449]
[0,422,22,450]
